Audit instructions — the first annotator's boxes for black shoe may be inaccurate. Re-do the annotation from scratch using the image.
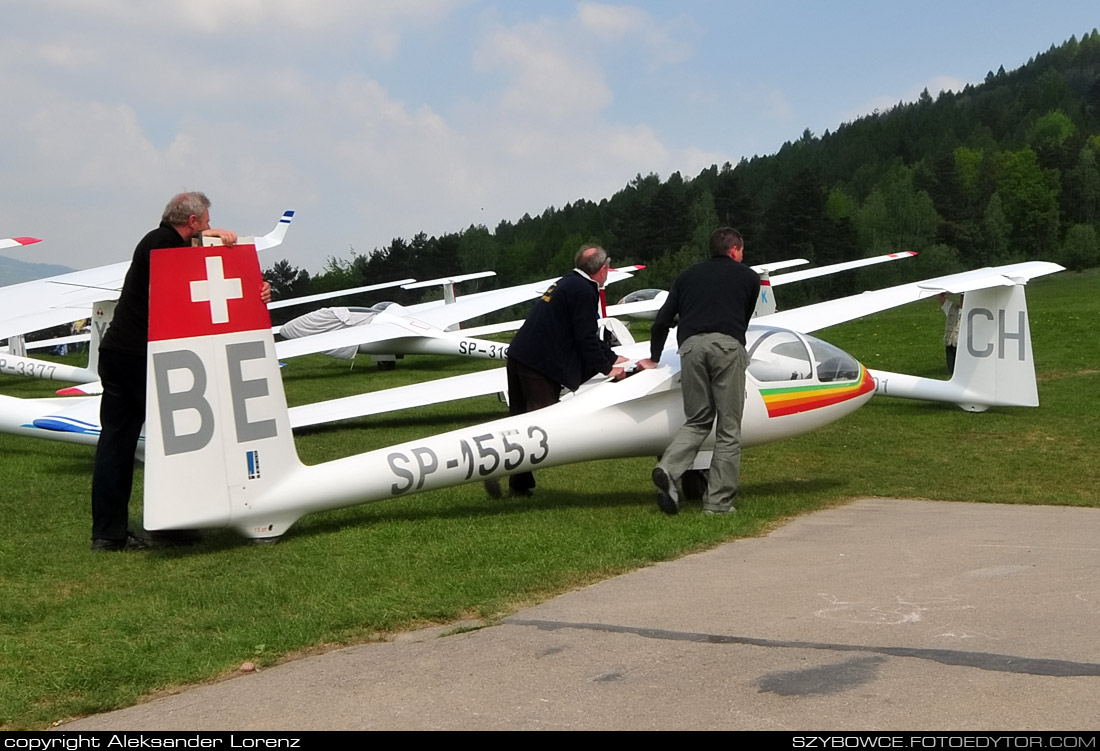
[148,529,203,547]
[483,478,503,499]
[508,486,533,498]
[90,533,150,552]
[652,467,680,515]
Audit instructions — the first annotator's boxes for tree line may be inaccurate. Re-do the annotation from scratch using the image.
[266,30,1100,323]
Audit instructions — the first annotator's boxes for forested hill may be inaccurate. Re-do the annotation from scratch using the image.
[267,31,1100,312]
[0,256,75,287]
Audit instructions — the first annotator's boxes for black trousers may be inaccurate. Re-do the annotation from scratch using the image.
[505,358,562,492]
[91,349,146,541]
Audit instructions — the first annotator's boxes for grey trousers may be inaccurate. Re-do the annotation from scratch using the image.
[657,332,749,512]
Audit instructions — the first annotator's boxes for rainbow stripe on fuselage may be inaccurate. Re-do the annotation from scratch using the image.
[759,366,875,418]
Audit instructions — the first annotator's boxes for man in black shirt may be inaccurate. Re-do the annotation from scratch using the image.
[90,192,250,551]
[636,227,760,515]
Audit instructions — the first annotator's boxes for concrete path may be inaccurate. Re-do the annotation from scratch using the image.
[62,499,1100,731]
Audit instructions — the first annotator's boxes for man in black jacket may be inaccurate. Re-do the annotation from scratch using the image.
[495,244,626,497]
[636,227,760,516]
[90,192,260,552]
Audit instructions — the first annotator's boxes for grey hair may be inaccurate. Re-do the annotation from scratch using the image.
[162,192,211,225]
[575,244,609,275]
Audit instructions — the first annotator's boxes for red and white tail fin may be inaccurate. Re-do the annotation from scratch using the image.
[753,271,776,318]
[143,243,303,535]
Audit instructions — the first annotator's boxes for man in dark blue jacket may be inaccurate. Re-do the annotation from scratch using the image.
[497,244,626,497]
[636,227,760,516]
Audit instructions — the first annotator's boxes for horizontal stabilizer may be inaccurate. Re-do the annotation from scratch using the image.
[916,262,1063,295]
[764,261,1064,334]
[402,271,496,289]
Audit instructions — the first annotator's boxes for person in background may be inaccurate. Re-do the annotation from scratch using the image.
[938,292,962,376]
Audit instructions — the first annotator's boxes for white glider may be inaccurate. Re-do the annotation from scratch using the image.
[124,243,1059,540]
[274,266,645,367]
[0,211,294,386]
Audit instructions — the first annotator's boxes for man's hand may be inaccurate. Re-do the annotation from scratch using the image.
[635,358,659,370]
[203,228,238,246]
[608,366,626,381]
[260,281,272,305]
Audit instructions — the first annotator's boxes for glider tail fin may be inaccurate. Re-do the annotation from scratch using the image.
[253,210,295,251]
[753,271,776,318]
[86,300,115,376]
[869,283,1040,412]
[949,284,1038,410]
[143,244,304,538]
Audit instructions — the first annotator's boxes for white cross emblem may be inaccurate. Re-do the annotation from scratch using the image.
[190,256,243,324]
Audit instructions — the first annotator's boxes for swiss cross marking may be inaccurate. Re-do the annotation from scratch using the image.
[190,256,243,324]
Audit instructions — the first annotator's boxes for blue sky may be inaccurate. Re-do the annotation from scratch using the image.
[1,1,1096,273]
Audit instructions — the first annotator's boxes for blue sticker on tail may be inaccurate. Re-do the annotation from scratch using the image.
[246,450,261,479]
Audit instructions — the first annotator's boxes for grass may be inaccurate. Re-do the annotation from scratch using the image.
[0,269,1097,728]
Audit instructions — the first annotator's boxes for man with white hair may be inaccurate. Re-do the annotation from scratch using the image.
[90,192,267,552]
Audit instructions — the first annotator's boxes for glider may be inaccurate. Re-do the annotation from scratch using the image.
[127,243,1059,540]
[0,211,294,386]
[273,266,645,367]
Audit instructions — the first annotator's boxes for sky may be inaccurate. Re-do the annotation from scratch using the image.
[1,1,1097,274]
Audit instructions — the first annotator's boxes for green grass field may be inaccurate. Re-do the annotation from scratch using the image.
[0,269,1096,729]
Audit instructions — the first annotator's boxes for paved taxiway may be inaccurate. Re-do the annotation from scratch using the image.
[62,498,1100,730]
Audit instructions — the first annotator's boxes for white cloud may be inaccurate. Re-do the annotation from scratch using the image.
[36,41,103,70]
[26,0,463,55]
[926,75,969,95]
[474,21,612,120]
[846,74,976,124]
[765,88,794,121]
[577,2,651,37]
[0,2,711,271]
[577,1,694,66]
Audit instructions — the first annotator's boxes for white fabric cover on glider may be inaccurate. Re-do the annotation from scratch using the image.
[279,307,379,359]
